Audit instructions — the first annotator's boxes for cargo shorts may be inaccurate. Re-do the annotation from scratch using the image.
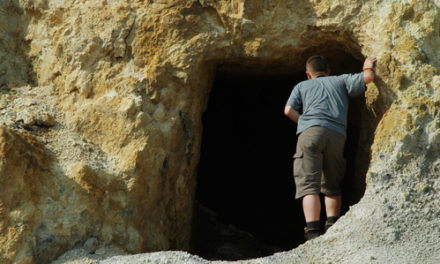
[293,126,346,199]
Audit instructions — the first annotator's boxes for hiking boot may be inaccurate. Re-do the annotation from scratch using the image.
[324,216,339,233]
[324,222,332,233]
[304,227,321,241]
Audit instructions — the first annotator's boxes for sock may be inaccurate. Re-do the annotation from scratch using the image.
[306,221,320,230]
[327,216,339,224]
[325,216,339,232]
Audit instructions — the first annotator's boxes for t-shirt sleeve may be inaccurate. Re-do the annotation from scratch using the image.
[341,72,366,98]
[286,84,302,112]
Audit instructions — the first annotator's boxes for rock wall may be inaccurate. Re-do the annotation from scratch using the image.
[1,0,440,263]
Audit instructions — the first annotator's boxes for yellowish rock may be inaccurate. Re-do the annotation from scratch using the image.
[0,0,439,263]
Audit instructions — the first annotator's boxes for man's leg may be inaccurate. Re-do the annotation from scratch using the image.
[324,195,341,218]
[303,193,321,222]
[321,128,346,232]
[302,193,321,240]
[324,195,341,232]
[293,127,326,240]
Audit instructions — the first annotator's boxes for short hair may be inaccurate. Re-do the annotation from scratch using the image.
[306,55,328,73]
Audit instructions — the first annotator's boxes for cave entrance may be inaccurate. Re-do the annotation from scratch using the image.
[191,50,368,260]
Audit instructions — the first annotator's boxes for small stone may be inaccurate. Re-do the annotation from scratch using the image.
[23,98,37,106]
[0,98,8,109]
[83,237,99,254]
[19,111,36,128]
[36,113,55,127]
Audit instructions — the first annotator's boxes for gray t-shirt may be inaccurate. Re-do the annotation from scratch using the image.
[286,72,366,136]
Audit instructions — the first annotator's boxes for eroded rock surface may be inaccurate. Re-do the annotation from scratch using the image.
[0,0,439,263]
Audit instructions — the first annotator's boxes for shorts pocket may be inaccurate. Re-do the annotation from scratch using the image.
[293,151,303,159]
[293,150,303,178]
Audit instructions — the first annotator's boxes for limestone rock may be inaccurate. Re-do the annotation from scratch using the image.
[0,0,438,263]
[0,127,52,264]
[35,113,55,127]
[16,111,54,128]
[17,110,36,128]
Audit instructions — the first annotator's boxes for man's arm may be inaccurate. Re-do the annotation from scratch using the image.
[363,57,377,84]
[284,105,300,123]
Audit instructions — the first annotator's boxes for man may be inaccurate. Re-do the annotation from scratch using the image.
[284,55,376,240]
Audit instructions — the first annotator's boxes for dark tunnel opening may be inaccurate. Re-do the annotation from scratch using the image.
[191,52,367,260]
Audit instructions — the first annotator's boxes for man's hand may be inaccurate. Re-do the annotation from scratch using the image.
[363,57,377,69]
[363,57,377,84]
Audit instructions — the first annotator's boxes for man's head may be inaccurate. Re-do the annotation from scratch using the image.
[306,55,330,79]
